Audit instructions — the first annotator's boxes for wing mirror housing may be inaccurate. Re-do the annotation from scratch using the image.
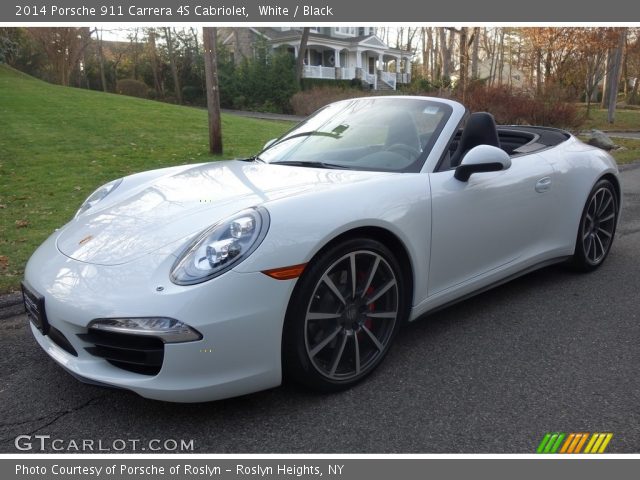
[454,145,512,182]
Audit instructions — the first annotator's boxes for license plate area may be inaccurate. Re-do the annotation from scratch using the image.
[21,282,49,335]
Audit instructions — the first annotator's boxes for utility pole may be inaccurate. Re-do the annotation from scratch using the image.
[203,27,223,154]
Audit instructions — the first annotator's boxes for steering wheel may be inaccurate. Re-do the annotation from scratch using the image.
[385,143,421,161]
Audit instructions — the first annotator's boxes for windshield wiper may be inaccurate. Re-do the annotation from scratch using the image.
[267,131,340,149]
[270,160,349,170]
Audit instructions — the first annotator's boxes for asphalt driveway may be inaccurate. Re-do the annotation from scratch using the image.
[1,162,639,453]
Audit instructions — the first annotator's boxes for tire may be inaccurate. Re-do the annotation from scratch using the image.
[282,238,409,392]
[570,179,618,271]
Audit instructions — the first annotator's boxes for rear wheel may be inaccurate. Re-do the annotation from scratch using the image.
[570,179,618,271]
[283,238,408,392]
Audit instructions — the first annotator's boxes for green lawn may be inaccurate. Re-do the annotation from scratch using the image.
[577,104,640,164]
[0,65,293,293]
[580,105,640,131]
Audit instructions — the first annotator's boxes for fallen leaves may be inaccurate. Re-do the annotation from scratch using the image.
[15,219,29,228]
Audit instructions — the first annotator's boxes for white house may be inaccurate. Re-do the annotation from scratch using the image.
[220,27,412,91]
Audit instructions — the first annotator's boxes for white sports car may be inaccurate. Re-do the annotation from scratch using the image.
[22,96,620,402]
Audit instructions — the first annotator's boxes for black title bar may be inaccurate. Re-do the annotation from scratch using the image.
[4,0,640,22]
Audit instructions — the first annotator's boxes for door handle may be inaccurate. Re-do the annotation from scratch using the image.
[535,177,552,193]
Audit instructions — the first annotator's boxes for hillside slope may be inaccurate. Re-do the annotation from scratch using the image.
[0,65,292,292]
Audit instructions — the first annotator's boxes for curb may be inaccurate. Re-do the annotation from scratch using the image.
[0,292,24,319]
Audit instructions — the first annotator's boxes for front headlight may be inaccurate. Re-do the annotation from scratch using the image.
[170,207,270,285]
[75,178,123,218]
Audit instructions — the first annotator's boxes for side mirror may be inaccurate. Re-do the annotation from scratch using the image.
[454,145,511,182]
[263,138,277,151]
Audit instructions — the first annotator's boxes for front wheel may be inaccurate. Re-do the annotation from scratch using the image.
[570,179,618,271]
[283,238,408,392]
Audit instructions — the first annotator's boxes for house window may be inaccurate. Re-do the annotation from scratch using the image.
[335,27,356,36]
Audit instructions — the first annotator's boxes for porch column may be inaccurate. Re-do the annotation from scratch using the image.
[294,46,298,58]
[395,55,401,73]
[355,49,362,68]
[404,56,411,73]
[333,48,341,68]
[377,53,383,71]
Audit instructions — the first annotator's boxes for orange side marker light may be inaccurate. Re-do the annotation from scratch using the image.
[262,263,307,280]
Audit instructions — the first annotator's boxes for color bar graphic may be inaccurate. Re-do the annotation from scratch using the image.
[537,433,613,453]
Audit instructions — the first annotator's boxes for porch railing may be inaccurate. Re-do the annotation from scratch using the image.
[303,65,336,80]
[341,67,356,80]
[362,71,377,89]
[379,71,397,90]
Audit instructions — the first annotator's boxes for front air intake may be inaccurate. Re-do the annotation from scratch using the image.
[77,329,164,375]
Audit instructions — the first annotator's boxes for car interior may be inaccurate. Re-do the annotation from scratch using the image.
[437,112,571,172]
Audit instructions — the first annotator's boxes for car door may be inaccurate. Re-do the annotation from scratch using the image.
[427,155,556,296]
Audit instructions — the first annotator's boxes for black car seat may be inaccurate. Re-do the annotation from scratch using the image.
[450,112,501,167]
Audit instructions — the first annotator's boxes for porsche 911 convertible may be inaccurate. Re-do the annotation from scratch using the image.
[22,96,620,402]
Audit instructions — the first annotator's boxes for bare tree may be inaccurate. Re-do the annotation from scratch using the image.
[95,27,107,92]
[203,27,222,155]
[607,28,627,123]
[421,27,432,78]
[28,27,93,86]
[439,28,452,82]
[146,29,163,96]
[164,27,182,104]
[471,27,480,80]
[128,27,142,80]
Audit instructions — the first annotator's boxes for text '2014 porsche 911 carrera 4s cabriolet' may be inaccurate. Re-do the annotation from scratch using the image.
[22,96,620,402]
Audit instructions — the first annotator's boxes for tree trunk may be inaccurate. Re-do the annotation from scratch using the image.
[439,28,451,82]
[622,33,628,96]
[607,28,627,124]
[96,28,107,92]
[471,27,479,80]
[130,28,140,80]
[423,27,433,80]
[459,28,468,101]
[433,29,440,81]
[148,29,163,96]
[488,29,498,86]
[535,47,542,95]
[627,78,639,105]
[203,27,223,155]
[497,29,505,85]
[164,27,182,104]
[601,49,612,109]
[296,27,310,86]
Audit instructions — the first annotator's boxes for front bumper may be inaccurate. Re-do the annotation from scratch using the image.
[24,232,295,402]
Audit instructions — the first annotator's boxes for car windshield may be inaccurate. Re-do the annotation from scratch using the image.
[258,97,452,172]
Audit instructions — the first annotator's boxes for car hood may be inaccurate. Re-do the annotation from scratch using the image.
[56,160,390,265]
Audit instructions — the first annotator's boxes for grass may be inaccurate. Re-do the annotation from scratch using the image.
[0,65,293,293]
[576,104,640,164]
[576,135,640,165]
[606,137,640,164]
[580,105,640,132]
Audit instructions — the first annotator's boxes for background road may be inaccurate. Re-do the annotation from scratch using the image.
[1,163,639,454]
